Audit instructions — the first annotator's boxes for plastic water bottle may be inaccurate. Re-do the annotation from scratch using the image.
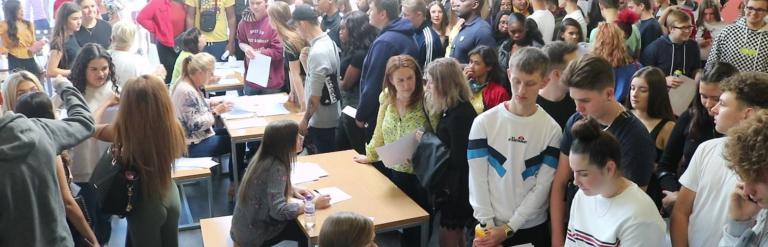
[305,198,316,231]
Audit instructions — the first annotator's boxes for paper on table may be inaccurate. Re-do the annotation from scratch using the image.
[246,54,271,87]
[255,103,290,117]
[315,187,352,205]
[291,162,329,184]
[342,106,357,118]
[375,132,418,168]
[226,117,268,129]
[216,78,241,86]
[668,75,697,116]
[175,157,219,170]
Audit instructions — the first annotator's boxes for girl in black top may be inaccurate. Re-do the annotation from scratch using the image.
[656,62,737,208]
[424,57,477,246]
[74,0,112,48]
[335,11,377,154]
[498,13,544,71]
[47,3,82,77]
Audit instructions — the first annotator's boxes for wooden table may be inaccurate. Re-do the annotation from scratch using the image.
[173,168,214,230]
[223,100,303,188]
[200,150,431,247]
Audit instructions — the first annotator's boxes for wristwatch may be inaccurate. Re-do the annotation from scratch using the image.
[503,224,515,237]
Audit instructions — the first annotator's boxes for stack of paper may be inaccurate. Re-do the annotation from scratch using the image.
[254,103,290,117]
[315,187,352,205]
[175,157,219,171]
[216,78,241,86]
[291,162,329,184]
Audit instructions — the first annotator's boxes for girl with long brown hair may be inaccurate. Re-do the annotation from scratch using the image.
[232,120,331,246]
[47,2,82,77]
[93,75,187,246]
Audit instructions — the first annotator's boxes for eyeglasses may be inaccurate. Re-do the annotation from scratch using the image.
[745,6,768,13]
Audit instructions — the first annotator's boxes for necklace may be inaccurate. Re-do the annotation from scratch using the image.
[593,195,613,218]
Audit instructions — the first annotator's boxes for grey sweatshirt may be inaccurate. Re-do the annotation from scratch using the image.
[0,85,95,247]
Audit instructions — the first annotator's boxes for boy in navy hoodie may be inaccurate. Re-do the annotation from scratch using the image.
[355,0,419,141]
[640,8,701,89]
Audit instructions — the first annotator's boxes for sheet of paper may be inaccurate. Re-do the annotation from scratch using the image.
[342,106,357,118]
[375,132,418,168]
[668,75,697,116]
[291,162,329,184]
[246,54,271,87]
[175,157,219,170]
[254,103,290,117]
[315,187,352,205]
[216,78,241,86]
[226,117,268,129]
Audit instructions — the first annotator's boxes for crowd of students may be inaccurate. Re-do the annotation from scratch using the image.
[3,0,768,246]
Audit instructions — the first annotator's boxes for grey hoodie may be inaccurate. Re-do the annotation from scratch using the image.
[0,85,95,247]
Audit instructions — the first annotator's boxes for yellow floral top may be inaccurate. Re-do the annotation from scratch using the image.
[366,90,437,174]
[471,91,484,114]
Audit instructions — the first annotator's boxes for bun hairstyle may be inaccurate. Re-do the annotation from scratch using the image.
[570,118,622,170]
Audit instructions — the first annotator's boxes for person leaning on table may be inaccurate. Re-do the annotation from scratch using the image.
[231,120,331,247]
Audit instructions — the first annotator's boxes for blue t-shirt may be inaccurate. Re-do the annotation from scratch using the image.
[450,16,496,64]
[560,111,655,187]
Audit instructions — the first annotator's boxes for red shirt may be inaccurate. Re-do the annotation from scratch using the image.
[137,0,187,47]
[237,14,285,90]
[483,81,511,111]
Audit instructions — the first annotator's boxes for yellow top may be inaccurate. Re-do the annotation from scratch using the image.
[0,21,36,59]
[185,0,235,42]
[471,90,484,114]
[445,18,464,58]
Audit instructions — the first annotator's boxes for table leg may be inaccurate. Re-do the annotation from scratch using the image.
[231,141,240,192]
[420,220,429,247]
[207,176,213,218]
[179,184,192,224]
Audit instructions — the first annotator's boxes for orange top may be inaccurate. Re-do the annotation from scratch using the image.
[0,21,36,59]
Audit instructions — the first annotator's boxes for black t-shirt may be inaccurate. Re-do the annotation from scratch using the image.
[340,48,366,107]
[58,36,81,70]
[74,19,112,48]
[537,94,576,129]
[560,111,656,187]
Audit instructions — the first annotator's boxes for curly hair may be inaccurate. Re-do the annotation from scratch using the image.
[726,110,768,182]
[591,22,632,68]
[68,43,119,95]
[341,11,378,57]
[719,72,768,109]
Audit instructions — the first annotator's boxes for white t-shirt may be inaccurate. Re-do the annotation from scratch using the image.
[70,81,118,183]
[110,50,153,87]
[679,137,739,247]
[566,182,666,246]
[528,10,556,44]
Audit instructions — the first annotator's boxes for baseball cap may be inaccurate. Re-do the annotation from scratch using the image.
[289,4,318,26]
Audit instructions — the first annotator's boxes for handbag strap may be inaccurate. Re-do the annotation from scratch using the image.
[421,99,434,133]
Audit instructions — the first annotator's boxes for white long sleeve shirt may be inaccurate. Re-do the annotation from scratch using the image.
[467,104,562,231]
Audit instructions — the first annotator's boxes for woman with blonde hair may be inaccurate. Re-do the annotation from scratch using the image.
[319,211,376,247]
[109,21,166,87]
[425,57,477,247]
[93,74,187,246]
[171,52,244,182]
[0,70,44,112]
[268,1,308,110]
[591,22,640,103]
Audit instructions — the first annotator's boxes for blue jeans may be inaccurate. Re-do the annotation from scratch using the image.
[306,127,336,154]
[203,41,228,62]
